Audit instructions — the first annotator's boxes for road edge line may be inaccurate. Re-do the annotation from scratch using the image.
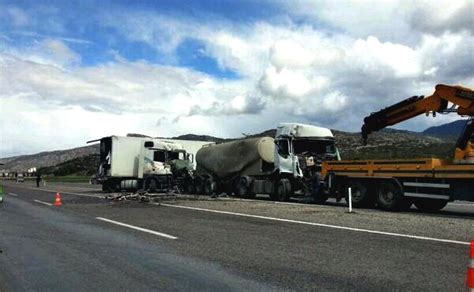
[159,203,469,246]
[5,184,103,198]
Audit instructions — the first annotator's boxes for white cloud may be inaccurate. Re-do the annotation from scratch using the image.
[259,66,328,100]
[1,1,473,157]
[347,36,421,78]
[409,0,474,35]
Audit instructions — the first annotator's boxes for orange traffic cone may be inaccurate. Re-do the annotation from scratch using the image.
[53,192,62,206]
[467,240,474,291]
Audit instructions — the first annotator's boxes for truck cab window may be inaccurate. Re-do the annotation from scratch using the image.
[153,151,166,162]
[277,139,290,158]
[168,152,180,160]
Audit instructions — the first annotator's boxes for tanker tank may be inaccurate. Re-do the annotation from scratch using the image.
[196,137,275,179]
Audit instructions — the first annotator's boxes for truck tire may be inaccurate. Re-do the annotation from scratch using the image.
[269,181,278,201]
[413,199,448,212]
[102,183,113,193]
[148,179,157,193]
[204,177,218,197]
[243,176,256,199]
[376,180,411,211]
[102,180,119,193]
[275,179,291,202]
[345,180,375,208]
[236,177,253,198]
[194,177,204,195]
[233,177,256,199]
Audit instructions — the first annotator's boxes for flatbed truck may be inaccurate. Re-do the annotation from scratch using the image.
[320,84,474,211]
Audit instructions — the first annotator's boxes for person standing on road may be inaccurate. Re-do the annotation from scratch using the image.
[36,173,42,187]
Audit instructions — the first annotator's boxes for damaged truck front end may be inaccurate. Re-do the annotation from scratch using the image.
[274,123,340,202]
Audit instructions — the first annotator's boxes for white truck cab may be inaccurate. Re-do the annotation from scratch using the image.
[274,123,339,178]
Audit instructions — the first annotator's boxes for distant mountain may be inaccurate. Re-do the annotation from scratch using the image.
[422,119,467,137]
[0,145,99,173]
[171,134,224,143]
[37,154,100,176]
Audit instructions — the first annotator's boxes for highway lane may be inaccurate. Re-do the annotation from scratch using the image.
[1,183,471,291]
[0,187,274,291]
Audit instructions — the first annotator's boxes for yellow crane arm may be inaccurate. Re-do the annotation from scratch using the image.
[361,84,474,144]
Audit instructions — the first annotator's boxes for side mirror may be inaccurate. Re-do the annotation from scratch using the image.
[144,141,154,148]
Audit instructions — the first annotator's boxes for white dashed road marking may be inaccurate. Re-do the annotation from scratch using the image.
[96,217,178,240]
[33,199,53,206]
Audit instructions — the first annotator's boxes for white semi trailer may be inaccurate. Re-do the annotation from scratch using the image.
[190,123,340,201]
[89,136,193,192]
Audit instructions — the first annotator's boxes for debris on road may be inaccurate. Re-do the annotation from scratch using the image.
[104,191,179,203]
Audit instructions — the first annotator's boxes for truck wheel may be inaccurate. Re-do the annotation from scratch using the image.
[194,177,204,195]
[236,177,249,198]
[413,199,448,212]
[102,180,119,193]
[376,180,411,211]
[148,179,157,193]
[345,180,375,208]
[275,179,291,202]
[102,183,112,193]
[204,177,218,197]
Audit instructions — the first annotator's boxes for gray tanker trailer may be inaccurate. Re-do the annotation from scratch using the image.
[193,137,276,198]
[189,123,341,201]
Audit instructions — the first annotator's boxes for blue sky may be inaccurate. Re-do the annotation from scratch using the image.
[0,0,473,157]
[1,0,285,75]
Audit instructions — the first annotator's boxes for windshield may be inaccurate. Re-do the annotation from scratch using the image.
[292,139,337,155]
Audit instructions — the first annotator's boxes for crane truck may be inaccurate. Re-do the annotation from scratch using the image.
[188,123,340,201]
[320,84,474,211]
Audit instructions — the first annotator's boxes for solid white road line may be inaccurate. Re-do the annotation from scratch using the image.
[96,217,178,240]
[8,193,18,197]
[9,185,103,198]
[160,203,469,246]
[33,199,53,206]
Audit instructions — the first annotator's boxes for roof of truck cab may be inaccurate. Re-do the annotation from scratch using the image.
[276,123,334,138]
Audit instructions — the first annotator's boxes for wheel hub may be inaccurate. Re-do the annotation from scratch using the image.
[381,190,394,204]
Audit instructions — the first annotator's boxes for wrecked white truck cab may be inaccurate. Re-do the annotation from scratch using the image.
[274,123,340,178]
[90,136,193,192]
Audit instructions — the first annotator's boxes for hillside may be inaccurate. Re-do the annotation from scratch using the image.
[0,144,99,172]
[37,154,100,176]
[422,119,467,137]
[333,129,454,160]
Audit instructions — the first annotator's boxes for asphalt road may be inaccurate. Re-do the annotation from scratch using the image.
[0,182,472,291]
